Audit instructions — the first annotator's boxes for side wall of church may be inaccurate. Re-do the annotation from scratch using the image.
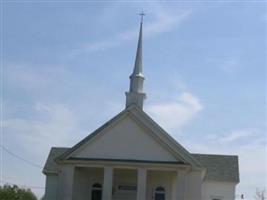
[201,181,236,200]
[44,174,59,200]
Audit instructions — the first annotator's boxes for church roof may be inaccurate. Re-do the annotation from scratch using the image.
[43,148,239,183]
[43,147,69,174]
[192,154,239,183]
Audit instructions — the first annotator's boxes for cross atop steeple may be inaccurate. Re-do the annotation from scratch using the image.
[139,11,145,23]
[125,13,146,110]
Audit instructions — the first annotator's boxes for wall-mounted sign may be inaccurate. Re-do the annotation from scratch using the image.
[118,185,137,191]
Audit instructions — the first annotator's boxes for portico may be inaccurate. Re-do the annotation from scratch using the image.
[58,160,191,200]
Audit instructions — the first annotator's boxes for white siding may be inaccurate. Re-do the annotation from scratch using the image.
[202,181,236,200]
[72,116,177,162]
[44,175,58,200]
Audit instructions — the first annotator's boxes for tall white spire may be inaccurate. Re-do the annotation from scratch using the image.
[126,13,146,109]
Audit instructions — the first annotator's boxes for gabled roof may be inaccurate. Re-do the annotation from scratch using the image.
[192,154,239,183]
[43,148,239,183]
[57,105,203,169]
[43,147,68,174]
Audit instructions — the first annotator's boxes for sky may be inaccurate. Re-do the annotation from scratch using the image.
[1,0,266,199]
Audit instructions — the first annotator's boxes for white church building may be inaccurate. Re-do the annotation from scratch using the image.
[43,18,239,200]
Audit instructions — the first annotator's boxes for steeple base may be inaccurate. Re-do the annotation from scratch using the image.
[125,92,146,109]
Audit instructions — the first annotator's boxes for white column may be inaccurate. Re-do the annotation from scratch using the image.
[171,171,178,200]
[137,168,147,200]
[102,166,113,200]
[176,170,187,200]
[58,165,75,200]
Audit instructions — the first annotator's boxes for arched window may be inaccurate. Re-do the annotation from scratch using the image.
[155,186,165,200]
[91,183,102,200]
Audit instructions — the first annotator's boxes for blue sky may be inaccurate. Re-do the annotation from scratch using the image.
[1,1,266,199]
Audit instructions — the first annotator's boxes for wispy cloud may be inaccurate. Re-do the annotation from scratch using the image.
[205,56,241,74]
[218,129,256,143]
[4,103,79,157]
[6,63,73,93]
[204,128,265,146]
[146,92,203,132]
[71,9,192,55]
[3,102,83,198]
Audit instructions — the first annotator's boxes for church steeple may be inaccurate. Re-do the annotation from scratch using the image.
[126,13,146,110]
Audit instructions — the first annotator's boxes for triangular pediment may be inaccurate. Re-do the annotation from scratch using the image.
[70,114,178,162]
[59,105,203,168]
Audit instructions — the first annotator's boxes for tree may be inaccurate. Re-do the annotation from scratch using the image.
[255,188,266,200]
[0,184,37,200]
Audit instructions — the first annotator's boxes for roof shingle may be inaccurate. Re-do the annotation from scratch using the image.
[192,153,239,183]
